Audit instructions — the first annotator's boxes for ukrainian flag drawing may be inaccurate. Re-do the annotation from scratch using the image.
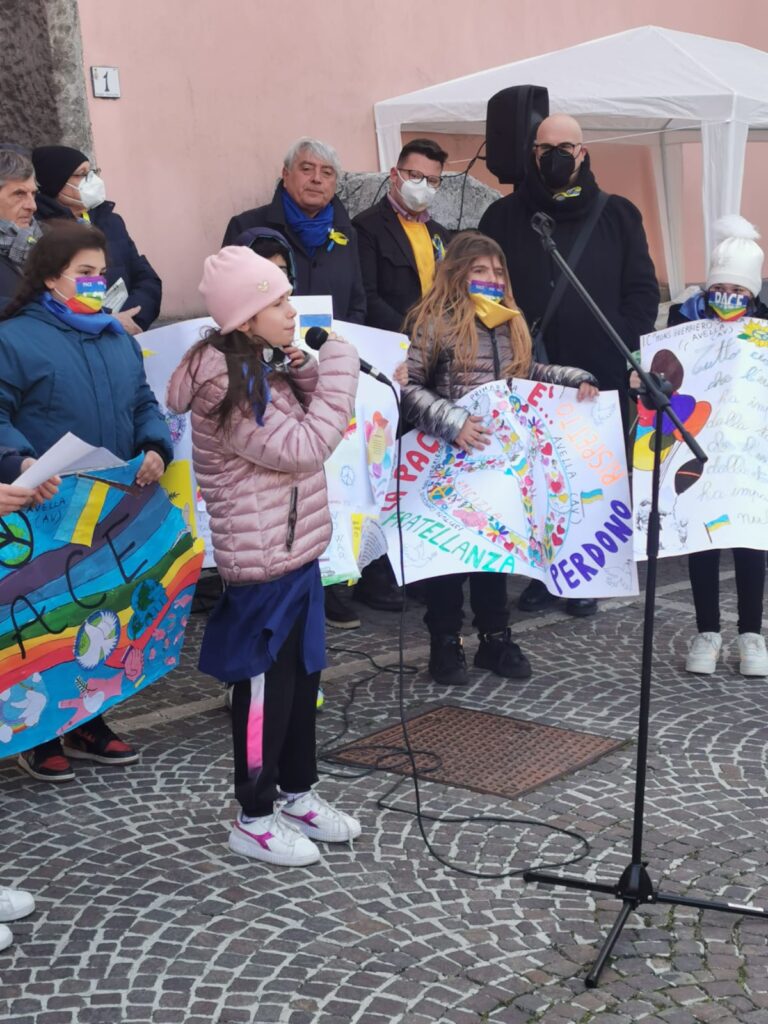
[704,514,731,541]
[581,488,604,505]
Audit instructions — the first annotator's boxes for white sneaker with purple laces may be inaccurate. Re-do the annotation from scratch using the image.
[228,810,320,866]
[280,790,362,844]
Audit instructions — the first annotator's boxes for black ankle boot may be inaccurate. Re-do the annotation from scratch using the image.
[428,634,469,686]
[474,628,532,679]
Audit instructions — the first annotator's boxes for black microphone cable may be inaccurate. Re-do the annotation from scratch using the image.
[319,382,591,880]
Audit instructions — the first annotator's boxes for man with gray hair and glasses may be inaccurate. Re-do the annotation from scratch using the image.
[223,137,365,324]
[0,147,42,310]
[223,138,366,629]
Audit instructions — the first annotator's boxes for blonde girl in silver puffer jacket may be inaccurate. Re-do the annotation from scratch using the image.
[401,231,598,687]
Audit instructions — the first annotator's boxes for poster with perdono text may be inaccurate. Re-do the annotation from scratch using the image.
[381,379,637,598]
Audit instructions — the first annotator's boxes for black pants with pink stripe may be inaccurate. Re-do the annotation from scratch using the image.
[230,619,320,818]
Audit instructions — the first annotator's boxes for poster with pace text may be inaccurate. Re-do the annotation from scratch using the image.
[0,462,204,757]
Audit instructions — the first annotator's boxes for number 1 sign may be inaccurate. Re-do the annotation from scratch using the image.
[90,66,121,99]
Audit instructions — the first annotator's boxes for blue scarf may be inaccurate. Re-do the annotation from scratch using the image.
[242,360,272,426]
[40,291,125,335]
[281,189,334,256]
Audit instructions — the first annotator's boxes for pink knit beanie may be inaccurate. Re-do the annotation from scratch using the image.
[199,246,291,333]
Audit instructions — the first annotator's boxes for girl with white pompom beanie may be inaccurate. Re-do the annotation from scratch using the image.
[667,215,767,679]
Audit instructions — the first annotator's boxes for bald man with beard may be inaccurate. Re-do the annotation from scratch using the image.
[480,114,659,617]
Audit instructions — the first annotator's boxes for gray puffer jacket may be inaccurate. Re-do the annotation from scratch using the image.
[401,319,597,442]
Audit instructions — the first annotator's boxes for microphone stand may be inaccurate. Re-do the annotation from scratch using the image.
[522,212,768,987]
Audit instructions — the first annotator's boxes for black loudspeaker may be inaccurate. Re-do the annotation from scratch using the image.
[485,85,549,185]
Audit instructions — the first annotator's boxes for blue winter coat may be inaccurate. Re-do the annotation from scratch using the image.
[0,302,173,465]
[34,194,163,330]
[0,446,23,483]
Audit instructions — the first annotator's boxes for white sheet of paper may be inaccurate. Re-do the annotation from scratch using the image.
[104,277,129,314]
[14,432,126,487]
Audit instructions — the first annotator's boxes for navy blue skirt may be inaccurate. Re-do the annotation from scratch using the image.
[199,560,326,683]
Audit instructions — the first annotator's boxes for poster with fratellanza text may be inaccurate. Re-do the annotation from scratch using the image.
[381,379,638,598]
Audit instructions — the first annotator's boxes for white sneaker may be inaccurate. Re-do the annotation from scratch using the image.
[737,633,768,677]
[0,924,12,952]
[228,810,320,866]
[685,632,722,674]
[280,790,362,844]
[0,887,34,923]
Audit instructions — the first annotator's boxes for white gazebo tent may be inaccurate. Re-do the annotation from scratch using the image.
[374,26,768,297]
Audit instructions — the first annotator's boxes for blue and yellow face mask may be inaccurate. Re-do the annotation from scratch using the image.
[468,279,519,329]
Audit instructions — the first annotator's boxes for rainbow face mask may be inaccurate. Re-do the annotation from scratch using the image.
[707,287,750,321]
[468,279,505,302]
[56,274,108,314]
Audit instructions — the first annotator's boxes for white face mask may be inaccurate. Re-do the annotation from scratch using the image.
[397,173,437,213]
[78,172,106,210]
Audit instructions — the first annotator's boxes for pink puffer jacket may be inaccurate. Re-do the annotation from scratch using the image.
[166,338,359,584]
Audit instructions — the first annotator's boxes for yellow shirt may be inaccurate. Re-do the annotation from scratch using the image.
[397,216,436,296]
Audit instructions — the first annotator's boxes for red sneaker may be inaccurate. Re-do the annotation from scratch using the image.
[18,739,75,782]
[62,717,139,765]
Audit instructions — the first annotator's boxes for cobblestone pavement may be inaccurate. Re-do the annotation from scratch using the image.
[2,558,768,1024]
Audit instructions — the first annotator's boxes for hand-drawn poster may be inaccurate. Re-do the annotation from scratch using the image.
[0,461,204,757]
[380,378,637,598]
[632,318,768,559]
[140,298,334,570]
[319,320,407,585]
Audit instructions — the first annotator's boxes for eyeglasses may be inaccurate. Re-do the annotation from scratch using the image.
[69,168,101,181]
[397,167,443,189]
[532,143,582,157]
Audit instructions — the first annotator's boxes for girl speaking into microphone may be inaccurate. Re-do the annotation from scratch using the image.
[167,247,360,866]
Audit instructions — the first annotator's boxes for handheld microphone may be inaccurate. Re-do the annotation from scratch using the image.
[530,212,557,252]
[304,327,393,386]
[530,211,555,237]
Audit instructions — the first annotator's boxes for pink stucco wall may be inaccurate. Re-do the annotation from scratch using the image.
[77,0,768,317]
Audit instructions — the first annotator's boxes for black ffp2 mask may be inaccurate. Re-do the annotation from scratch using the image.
[538,148,577,190]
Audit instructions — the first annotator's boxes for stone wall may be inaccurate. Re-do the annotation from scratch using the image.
[338,171,501,230]
[0,0,91,152]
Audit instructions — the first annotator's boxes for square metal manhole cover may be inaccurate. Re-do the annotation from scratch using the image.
[328,705,625,800]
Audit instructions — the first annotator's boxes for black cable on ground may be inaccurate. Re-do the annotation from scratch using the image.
[318,386,592,879]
